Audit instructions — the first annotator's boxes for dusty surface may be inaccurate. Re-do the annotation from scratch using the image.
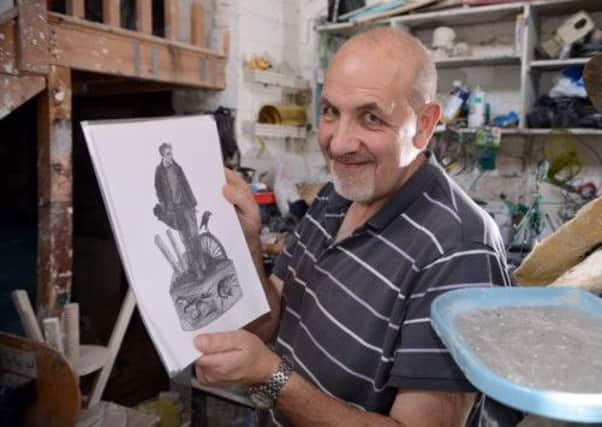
[455,305,602,393]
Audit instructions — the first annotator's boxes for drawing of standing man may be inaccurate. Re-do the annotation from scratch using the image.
[154,143,206,279]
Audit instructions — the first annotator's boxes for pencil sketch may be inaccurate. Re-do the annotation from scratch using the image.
[153,143,242,330]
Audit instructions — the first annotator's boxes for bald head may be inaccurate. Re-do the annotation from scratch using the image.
[329,28,437,112]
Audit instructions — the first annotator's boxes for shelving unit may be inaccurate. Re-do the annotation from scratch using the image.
[530,58,590,69]
[435,55,521,68]
[247,68,310,141]
[246,69,309,90]
[254,123,307,139]
[315,0,602,138]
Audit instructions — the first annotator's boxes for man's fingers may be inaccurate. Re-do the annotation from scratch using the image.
[194,331,241,354]
[222,184,249,209]
[224,167,248,189]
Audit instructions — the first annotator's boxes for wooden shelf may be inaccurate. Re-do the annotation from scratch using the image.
[530,0,602,16]
[47,12,226,89]
[529,58,591,70]
[246,69,309,90]
[434,127,602,136]
[435,55,521,68]
[255,123,307,139]
[315,2,524,33]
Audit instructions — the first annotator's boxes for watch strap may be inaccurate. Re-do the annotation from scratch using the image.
[249,356,293,405]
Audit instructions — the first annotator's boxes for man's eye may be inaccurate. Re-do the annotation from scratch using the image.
[363,112,382,126]
[321,105,337,117]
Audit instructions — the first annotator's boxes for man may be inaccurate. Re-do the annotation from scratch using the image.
[154,143,206,278]
[193,28,511,426]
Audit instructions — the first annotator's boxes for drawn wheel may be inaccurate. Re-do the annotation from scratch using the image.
[199,232,227,261]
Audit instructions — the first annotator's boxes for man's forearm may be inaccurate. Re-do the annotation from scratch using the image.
[276,373,405,427]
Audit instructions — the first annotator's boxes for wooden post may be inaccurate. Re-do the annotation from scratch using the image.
[65,0,85,18]
[103,0,120,27]
[164,0,178,40]
[17,0,48,74]
[190,1,204,47]
[135,0,152,34]
[37,65,73,319]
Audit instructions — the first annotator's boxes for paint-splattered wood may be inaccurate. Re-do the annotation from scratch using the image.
[66,0,85,18]
[0,74,46,119]
[103,0,120,28]
[0,332,80,427]
[48,12,225,89]
[36,65,73,318]
[17,0,48,74]
[164,0,178,40]
[191,1,205,47]
[136,0,152,34]
[0,18,18,75]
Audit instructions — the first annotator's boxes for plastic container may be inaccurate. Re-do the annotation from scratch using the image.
[468,86,486,128]
[441,81,470,124]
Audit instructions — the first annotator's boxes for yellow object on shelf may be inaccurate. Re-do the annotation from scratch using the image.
[258,104,307,126]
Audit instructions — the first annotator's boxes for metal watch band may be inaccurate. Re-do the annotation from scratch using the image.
[250,356,293,403]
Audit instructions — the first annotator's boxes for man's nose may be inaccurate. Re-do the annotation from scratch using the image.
[329,117,359,156]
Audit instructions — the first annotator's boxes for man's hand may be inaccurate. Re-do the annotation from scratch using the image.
[194,329,281,386]
[223,168,261,242]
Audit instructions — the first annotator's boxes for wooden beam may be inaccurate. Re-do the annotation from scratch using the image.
[37,65,73,318]
[164,0,178,40]
[103,0,120,27]
[0,18,18,75]
[135,0,152,34]
[0,74,46,119]
[66,0,85,18]
[72,80,183,96]
[190,1,204,47]
[17,0,48,74]
[48,13,226,89]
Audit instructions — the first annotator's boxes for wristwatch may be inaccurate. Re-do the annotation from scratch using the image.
[248,357,293,410]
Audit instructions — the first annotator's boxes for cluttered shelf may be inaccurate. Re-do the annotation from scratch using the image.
[254,123,307,139]
[315,2,523,33]
[530,57,591,69]
[434,127,602,136]
[316,0,602,33]
[529,0,602,16]
[435,54,521,68]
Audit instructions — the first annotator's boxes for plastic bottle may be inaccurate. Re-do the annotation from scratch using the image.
[441,81,470,124]
[468,86,486,128]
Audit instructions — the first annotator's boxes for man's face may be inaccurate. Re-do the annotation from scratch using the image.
[318,48,420,203]
[163,147,174,164]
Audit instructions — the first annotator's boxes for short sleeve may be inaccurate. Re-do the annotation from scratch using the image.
[388,242,511,391]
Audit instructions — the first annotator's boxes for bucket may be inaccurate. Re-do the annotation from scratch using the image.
[258,104,307,126]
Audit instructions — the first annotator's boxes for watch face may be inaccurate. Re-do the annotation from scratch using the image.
[249,390,273,410]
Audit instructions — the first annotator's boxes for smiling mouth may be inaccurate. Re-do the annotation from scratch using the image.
[332,159,373,170]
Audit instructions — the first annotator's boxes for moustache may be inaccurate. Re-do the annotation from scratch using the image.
[329,152,376,164]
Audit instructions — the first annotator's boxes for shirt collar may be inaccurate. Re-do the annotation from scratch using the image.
[364,150,440,232]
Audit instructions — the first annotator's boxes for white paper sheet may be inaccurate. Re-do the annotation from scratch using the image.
[81,115,269,375]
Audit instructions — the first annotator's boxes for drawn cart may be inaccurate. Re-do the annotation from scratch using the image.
[155,229,243,331]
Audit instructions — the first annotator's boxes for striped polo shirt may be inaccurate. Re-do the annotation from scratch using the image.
[262,152,512,426]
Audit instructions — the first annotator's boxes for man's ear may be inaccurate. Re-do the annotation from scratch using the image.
[413,102,441,150]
